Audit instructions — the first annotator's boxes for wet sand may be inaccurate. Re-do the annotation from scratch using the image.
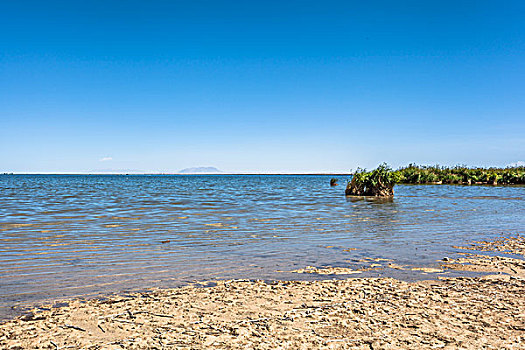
[1,236,524,349]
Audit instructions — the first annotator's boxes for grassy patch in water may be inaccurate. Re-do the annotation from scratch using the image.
[394,164,525,185]
[346,163,524,197]
[346,163,399,197]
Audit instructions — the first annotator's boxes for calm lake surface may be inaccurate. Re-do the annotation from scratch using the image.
[0,174,524,319]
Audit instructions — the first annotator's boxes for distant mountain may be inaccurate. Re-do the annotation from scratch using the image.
[178,167,222,174]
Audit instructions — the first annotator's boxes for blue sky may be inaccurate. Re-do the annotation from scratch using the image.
[1,1,524,173]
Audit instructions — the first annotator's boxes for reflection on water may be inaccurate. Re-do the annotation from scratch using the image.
[0,175,524,319]
[345,196,395,204]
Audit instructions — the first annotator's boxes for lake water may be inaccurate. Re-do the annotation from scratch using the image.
[0,174,523,319]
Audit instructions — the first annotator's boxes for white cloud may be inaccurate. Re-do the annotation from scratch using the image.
[99,157,113,162]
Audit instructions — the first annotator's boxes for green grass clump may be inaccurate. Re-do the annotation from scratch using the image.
[345,163,524,198]
[394,164,525,185]
[346,163,399,197]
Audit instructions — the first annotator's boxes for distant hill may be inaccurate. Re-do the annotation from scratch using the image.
[178,167,222,174]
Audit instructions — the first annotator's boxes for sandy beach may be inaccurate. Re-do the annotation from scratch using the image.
[1,236,524,349]
[3,0,524,348]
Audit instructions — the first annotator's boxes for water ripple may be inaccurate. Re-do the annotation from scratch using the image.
[0,174,524,319]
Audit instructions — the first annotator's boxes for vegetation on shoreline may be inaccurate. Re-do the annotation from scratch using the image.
[346,163,524,197]
[346,163,399,197]
[395,164,525,185]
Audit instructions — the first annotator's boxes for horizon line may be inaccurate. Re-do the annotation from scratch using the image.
[1,172,351,176]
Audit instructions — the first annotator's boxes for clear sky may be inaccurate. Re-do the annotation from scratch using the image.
[1,1,524,173]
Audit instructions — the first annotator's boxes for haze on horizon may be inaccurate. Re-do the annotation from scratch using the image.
[1,1,524,174]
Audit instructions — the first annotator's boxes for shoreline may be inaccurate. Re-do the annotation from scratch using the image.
[1,236,524,349]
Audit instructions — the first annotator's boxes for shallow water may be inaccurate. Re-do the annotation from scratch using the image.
[0,174,523,319]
